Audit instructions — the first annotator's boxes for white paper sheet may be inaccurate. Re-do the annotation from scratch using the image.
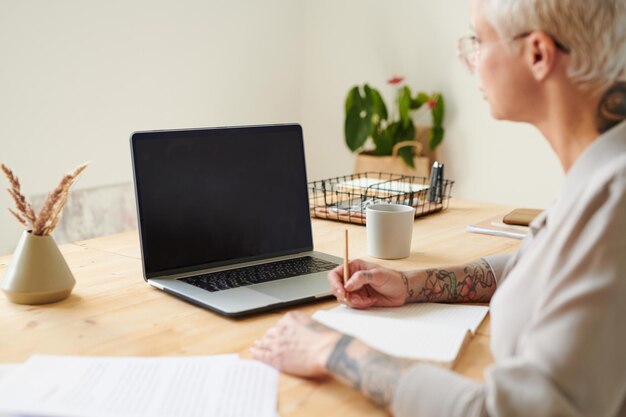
[326,303,489,333]
[0,364,22,417]
[336,178,429,194]
[0,365,19,382]
[313,303,488,363]
[0,355,279,417]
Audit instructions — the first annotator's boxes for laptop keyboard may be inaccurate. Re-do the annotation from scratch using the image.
[179,256,338,292]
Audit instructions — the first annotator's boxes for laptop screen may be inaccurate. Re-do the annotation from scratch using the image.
[131,124,314,277]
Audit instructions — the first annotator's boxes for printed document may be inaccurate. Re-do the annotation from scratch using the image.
[0,355,278,417]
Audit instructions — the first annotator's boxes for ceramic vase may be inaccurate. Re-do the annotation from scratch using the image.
[1,231,75,304]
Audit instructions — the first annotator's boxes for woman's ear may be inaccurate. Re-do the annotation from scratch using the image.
[523,31,558,81]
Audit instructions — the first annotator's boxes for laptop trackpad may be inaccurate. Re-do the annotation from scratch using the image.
[251,274,331,301]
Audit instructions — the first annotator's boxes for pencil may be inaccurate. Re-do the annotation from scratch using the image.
[344,229,350,303]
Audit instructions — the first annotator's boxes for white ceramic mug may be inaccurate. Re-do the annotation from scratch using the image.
[365,204,415,259]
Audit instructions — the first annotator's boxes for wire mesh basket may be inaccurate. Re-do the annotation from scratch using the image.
[308,172,454,225]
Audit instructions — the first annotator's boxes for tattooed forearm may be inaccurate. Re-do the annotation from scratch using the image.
[326,334,414,407]
[326,335,362,389]
[458,259,496,301]
[418,258,496,302]
[421,268,459,301]
[401,272,414,302]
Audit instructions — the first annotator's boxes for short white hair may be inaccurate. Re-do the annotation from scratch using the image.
[483,0,626,91]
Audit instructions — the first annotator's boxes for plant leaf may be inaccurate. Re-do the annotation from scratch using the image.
[397,146,416,168]
[345,105,371,151]
[399,86,411,128]
[390,120,416,144]
[387,121,416,167]
[417,92,430,104]
[431,93,445,126]
[411,92,429,110]
[363,84,380,135]
[429,125,445,151]
[410,99,423,110]
[372,128,394,156]
[345,86,361,114]
[363,84,375,114]
[370,87,388,121]
[344,86,372,151]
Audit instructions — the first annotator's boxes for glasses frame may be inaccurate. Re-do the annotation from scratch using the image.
[457,31,571,73]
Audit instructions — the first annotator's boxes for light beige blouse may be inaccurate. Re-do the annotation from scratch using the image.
[392,121,626,417]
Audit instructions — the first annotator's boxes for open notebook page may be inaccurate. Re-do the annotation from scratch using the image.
[328,303,489,333]
[313,303,488,364]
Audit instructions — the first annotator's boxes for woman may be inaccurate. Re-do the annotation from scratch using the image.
[251,0,626,415]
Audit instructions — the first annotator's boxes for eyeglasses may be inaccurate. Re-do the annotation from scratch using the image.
[457,31,571,73]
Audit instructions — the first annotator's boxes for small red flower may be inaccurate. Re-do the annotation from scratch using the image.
[387,76,405,85]
[427,98,437,109]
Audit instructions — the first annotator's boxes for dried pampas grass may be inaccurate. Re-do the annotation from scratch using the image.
[1,163,88,236]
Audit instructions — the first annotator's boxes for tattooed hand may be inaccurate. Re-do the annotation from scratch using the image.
[327,259,410,309]
[252,311,415,408]
[250,311,341,378]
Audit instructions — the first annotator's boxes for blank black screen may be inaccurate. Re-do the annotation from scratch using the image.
[131,125,313,276]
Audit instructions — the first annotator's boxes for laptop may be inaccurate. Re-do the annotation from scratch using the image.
[130,124,342,317]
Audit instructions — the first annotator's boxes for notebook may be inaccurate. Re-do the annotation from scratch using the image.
[130,124,342,317]
[313,303,489,367]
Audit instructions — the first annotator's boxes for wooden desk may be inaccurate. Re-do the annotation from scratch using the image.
[0,199,519,416]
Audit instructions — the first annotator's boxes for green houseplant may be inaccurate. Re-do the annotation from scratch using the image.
[344,76,445,168]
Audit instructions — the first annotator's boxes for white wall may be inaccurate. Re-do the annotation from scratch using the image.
[300,0,564,204]
[0,0,565,256]
[0,0,305,255]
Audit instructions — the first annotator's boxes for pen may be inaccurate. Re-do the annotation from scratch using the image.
[428,161,444,203]
[437,162,445,203]
[344,229,350,303]
[428,162,438,202]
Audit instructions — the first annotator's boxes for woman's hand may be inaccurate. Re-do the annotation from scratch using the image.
[327,259,411,309]
[250,311,341,378]
[252,310,416,408]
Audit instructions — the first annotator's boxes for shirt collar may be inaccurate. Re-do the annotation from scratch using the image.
[557,120,626,208]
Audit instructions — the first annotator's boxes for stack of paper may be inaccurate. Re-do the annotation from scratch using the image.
[0,355,279,417]
[313,303,489,366]
[466,216,529,239]
[335,178,429,195]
